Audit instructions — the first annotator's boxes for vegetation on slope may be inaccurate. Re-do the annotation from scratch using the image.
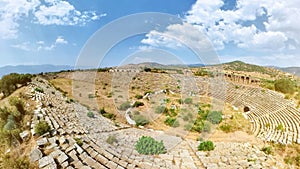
[0,73,33,97]
[222,61,276,76]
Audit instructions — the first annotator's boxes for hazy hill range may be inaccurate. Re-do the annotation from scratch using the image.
[279,67,300,76]
[0,65,73,78]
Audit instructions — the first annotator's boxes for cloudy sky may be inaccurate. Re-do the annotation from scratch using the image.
[0,0,299,67]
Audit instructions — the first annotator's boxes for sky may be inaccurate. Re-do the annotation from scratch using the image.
[0,0,300,68]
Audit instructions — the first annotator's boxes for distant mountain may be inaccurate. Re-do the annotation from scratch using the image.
[0,65,74,78]
[279,67,300,76]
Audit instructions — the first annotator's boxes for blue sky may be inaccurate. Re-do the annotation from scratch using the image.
[1,0,300,67]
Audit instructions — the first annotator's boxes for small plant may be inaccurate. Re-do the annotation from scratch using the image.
[99,108,116,120]
[34,121,51,136]
[133,115,149,126]
[184,98,193,104]
[135,136,166,155]
[135,94,143,99]
[203,121,212,132]
[74,137,83,146]
[276,123,285,131]
[34,87,44,93]
[133,101,144,107]
[164,117,180,127]
[155,106,168,114]
[88,94,95,98]
[106,135,118,145]
[219,123,232,133]
[198,140,214,151]
[261,146,272,155]
[119,101,131,110]
[87,111,95,118]
[207,111,222,124]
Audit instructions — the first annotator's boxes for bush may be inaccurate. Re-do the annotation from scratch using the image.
[164,117,180,127]
[203,121,212,132]
[34,87,44,93]
[74,137,83,146]
[207,111,222,124]
[198,140,214,151]
[34,121,51,136]
[135,94,143,99]
[274,78,296,94]
[106,135,118,145]
[135,136,166,155]
[184,123,193,131]
[119,101,131,110]
[184,98,193,104]
[133,101,144,107]
[2,155,32,169]
[155,106,168,114]
[99,108,116,120]
[261,146,272,155]
[87,111,95,118]
[276,123,285,131]
[133,115,149,126]
[219,123,232,133]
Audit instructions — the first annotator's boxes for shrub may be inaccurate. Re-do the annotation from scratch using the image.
[34,87,44,93]
[203,121,212,132]
[219,123,232,133]
[119,101,131,110]
[35,121,51,136]
[164,117,180,127]
[184,123,193,131]
[261,146,272,155]
[135,94,143,99]
[198,141,214,151]
[87,111,95,118]
[207,111,222,124]
[133,101,144,107]
[274,78,296,94]
[135,136,166,155]
[276,123,285,131]
[99,108,116,120]
[192,119,204,132]
[133,115,149,126]
[155,106,168,114]
[184,98,193,104]
[74,137,83,146]
[296,154,300,166]
[2,155,32,169]
[106,135,117,145]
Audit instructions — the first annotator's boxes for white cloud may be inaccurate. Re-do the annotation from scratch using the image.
[55,36,68,44]
[11,41,31,51]
[185,0,300,52]
[0,0,106,39]
[0,0,40,39]
[13,36,68,51]
[141,23,213,50]
[34,1,105,26]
